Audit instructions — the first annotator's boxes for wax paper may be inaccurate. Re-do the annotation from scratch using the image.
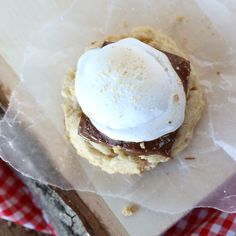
[1,0,236,213]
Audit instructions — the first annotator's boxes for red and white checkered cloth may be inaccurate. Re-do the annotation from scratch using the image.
[164,208,236,235]
[0,159,55,235]
[0,158,236,236]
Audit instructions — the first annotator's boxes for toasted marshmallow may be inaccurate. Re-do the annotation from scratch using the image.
[75,38,186,142]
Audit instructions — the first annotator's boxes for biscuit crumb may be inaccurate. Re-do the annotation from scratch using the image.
[190,87,197,91]
[216,71,221,76]
[174,94,179,102]
[140,142,145,149]
[184,156,195,160]
[122,204,139,216]
[176,16,185,22]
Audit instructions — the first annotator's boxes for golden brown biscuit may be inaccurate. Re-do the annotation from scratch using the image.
[62,27,204,175]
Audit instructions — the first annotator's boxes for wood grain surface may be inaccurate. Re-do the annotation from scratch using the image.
[53,188,109,236]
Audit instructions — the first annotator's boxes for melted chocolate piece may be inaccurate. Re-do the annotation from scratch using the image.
[80,113,177,156]
[161,50,190,93]
[78,42,190,157]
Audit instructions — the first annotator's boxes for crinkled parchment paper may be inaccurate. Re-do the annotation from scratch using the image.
[1,0,236,213]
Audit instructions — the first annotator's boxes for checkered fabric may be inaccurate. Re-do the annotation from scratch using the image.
[164,208,236,236]
[0,159,55,235]
[0,158,236,236]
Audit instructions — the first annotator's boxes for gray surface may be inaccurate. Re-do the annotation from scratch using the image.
[20,175,89,236]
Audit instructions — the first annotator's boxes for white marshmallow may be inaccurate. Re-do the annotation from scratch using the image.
[75,38,186,142]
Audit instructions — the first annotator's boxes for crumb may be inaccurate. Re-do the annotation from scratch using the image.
[122,204,139,216]
[176,66,180,70]
[216,71,221,75]
[108,154,117,159]
[190,87,197,91]
[168,121,172,124]
[184,156,195,160]
[140,142,145,149]
[207,24,211,30]
[176,16,185,22]
[174,94,179,102]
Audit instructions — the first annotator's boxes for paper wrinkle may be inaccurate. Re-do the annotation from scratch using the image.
[1,0,236,214]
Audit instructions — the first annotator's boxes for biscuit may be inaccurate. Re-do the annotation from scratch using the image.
[62,26,204,175]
